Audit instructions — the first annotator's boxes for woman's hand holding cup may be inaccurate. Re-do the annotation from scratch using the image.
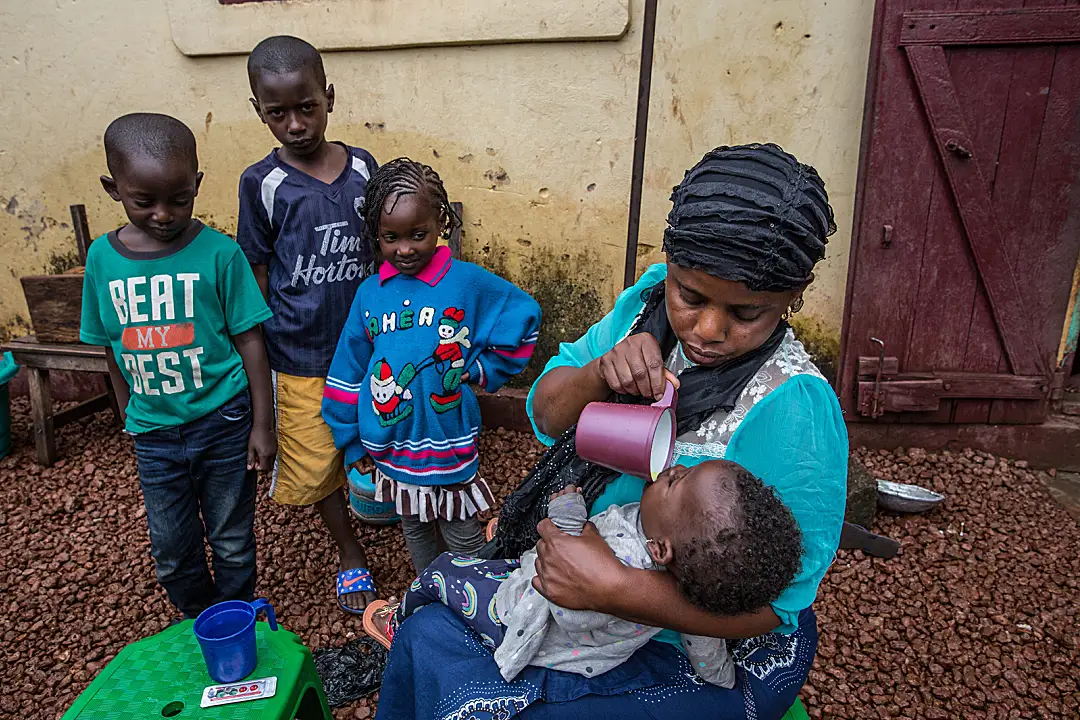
[595,334,680,400]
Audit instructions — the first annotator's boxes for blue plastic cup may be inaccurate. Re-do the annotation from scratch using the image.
[193,599,277,683]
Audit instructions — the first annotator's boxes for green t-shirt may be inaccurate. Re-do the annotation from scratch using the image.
[80,221,272,433]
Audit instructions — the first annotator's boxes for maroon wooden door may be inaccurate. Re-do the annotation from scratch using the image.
[839,0,1080,424]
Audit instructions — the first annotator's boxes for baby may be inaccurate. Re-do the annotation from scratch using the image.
[364,459,803,687]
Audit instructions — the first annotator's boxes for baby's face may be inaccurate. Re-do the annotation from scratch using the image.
[639,460,735,543]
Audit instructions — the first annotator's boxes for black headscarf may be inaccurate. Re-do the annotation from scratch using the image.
[665,143,835,292]
[483,144,835,560]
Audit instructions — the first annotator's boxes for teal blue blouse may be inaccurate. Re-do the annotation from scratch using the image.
[526,264,847,636]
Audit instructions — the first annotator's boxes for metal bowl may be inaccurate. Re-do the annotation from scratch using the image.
[876,480,945,514]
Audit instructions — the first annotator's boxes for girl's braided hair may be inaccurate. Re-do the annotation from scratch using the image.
[363,157,461,245]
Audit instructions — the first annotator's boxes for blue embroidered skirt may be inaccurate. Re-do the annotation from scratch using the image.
[374,602,817,720]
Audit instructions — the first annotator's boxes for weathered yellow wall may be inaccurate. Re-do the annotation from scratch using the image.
[637,1,874,380]
[0,0,871,377]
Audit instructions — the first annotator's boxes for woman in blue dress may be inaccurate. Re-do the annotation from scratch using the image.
[374,144,848,720]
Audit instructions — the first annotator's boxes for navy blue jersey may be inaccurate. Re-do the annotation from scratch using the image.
[237,144,378,376]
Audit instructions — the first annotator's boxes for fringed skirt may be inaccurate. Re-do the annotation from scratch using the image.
[374,469,496,522]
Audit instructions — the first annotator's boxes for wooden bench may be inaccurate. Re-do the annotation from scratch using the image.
[0,336,118,467]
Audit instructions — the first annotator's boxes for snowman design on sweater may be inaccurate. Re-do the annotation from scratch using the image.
[431,308,472,413]
[322,247,541,487]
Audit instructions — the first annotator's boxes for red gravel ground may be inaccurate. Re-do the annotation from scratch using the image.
[2,401,1079,719]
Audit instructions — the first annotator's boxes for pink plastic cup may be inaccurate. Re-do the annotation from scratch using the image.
[575,381,678,480]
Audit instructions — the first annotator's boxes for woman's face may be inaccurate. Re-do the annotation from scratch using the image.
[665,260,803,367]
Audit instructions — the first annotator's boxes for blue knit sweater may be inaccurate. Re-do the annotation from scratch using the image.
[322,247,541,486]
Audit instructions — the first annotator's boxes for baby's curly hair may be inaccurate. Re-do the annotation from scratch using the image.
[673,466,802,616]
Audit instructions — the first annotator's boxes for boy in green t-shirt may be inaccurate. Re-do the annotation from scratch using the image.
[80,113,275,618]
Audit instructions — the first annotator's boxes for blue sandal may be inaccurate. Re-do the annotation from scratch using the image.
[336,567,377,615]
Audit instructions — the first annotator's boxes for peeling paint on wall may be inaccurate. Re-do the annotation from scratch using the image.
[478,244,607,387]
[0,194,72,251]
[639,1,873,343]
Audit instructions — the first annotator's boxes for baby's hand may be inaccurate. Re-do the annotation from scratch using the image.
[549,485,581,502]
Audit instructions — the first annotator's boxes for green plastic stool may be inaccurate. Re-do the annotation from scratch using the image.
[783,697,811,720]
[62,620,331,719]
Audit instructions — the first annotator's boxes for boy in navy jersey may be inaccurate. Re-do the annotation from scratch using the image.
[237,35,378,613]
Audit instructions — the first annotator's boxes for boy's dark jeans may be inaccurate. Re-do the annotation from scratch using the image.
[133,391,257,618]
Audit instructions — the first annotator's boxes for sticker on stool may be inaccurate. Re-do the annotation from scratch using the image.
[200,677,277,708]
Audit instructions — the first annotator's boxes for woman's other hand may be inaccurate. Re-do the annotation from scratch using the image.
[533,517,782,638]
[531,519,626,611]
[595,334,680,400]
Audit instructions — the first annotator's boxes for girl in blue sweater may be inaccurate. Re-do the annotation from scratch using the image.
[322,159,541,573]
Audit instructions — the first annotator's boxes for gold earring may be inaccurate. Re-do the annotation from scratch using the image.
[791,296,804,314]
